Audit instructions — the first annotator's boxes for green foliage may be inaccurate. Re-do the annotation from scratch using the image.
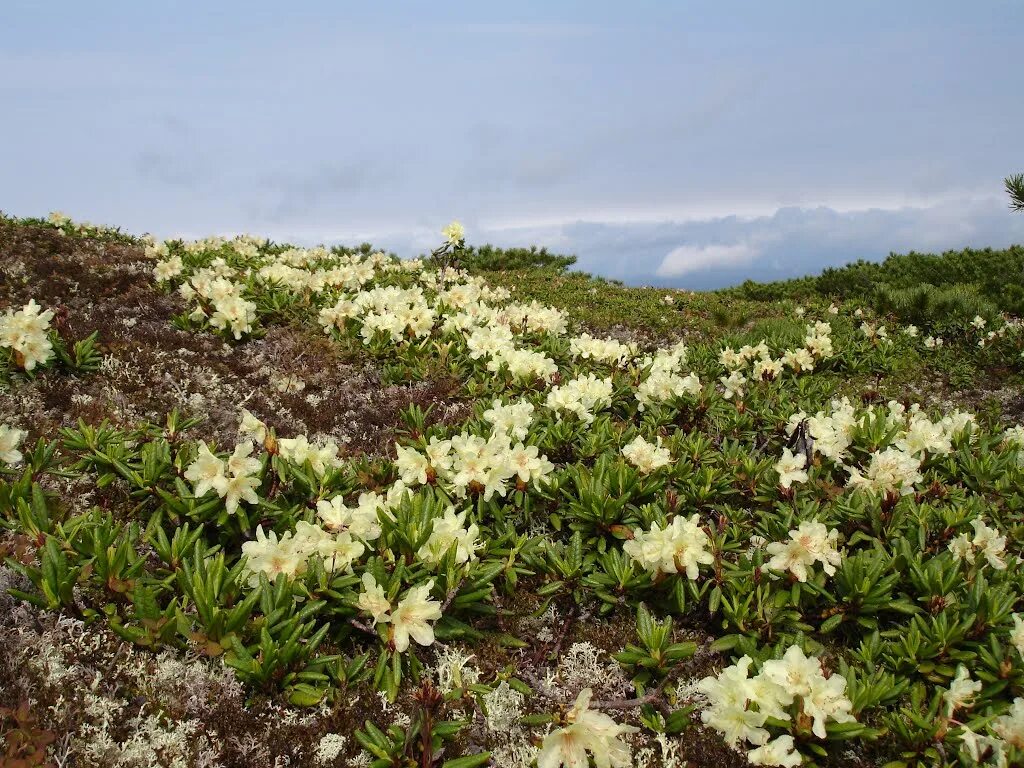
[461,243,577,273]
[873,283,998,331]
[730,244,1024,317]
[1007,172,1024,212]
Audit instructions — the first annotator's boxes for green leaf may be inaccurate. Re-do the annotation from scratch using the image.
[441,754,492,768]
[288,684,327,707]
[820,613,845,634]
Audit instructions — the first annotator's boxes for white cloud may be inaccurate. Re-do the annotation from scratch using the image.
[656,242,760,277]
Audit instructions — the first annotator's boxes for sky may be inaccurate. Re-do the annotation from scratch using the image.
[2,1,1023,288]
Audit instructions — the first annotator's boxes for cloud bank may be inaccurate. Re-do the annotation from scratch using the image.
[414,195,1024,290]
[656,243,761,278]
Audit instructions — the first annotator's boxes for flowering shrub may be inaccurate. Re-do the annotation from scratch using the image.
[2,214,1024,767]
[0,300,103,384]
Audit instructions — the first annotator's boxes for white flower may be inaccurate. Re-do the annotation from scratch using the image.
[482,398,535,441]
[753,357,783,381]
[748,735,802,767]
[1004,425,1024,451]
[950,519,1008,571]
[720,370,746,400]
[184,441,226,499]
[241,525,308,586]
[895,414,951,457]
[972,315,987,329]
[766,521,841,582]
[238,409,268,444]
[623,514,714,579]
[698,656,771,747]
[190,442,262,515]
[546,375,614,424]
[418,507,481,566]
[208,291,257,339]
[570,334,636,366]
[424,436,454,476]
[621,435,671,474]
[971,518,1007,570]
[759,646,855,738]
[395,444,431,485]
[802,670,855,738]
[0,424,26,464]
[505,442,554,485]
[391,581,442,653]
[317,492,384,541]
[760,645,822,701]
[292,521,365,571]
[536,688,639,768]
[636,370,700,410]
[782,348,815,373]
[993,697,1024,747]
[153,255,184,282]
[357,573,392,624]
[277,434,342,476]
[442,220,465,245]
[943,665,983,716]
[698,655,759,712]
[948,532,974,564]
[225,441,261,477]
[447,432,516,500]
[0,299,55,371]
[214,470,261,515]
[846,447,922,497]
[774,448,808,489]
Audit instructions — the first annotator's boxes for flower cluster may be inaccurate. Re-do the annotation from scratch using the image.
[719,321,834,387]
[766,521,842,582]
[417,507,481,566]
[317,491,385,542]
[545,374,614,423]
[948,518,1008,570]
[482,398,535,441]
[395,431,554,501]
[357,575,443,652]
[178,272,257,340]
[635,368,700,411]
[783,398,976,498]
[569,333,636,366]
[277,434,344,476]
[846,446,924,497]
[959,697,1024,764]
[0,299,55,371]
[699,646,856,766]
[184,441,262,515]
[536,688,639,768]
[620,435,671,474]
[241,521,365,586]
[623,514,714,578]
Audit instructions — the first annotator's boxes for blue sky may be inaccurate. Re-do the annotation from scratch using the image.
[3,1,1023,288]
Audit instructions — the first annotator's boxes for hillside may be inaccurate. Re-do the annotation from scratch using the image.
[1,213,1024,768]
